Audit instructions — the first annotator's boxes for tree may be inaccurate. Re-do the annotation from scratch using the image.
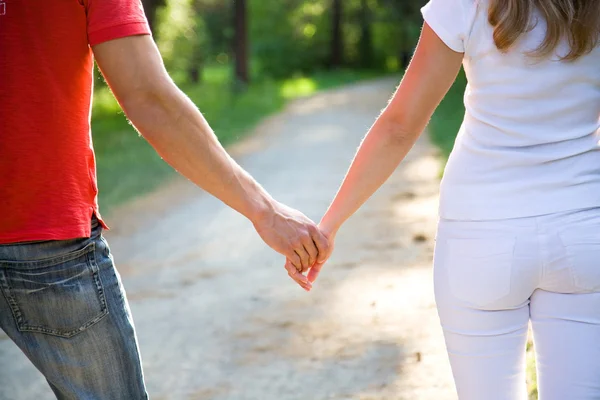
[358,0,374,68]
[376,0,423,69]
[330,0,343,68]
[141,0,166,36]
[233,0,250,85]
[188,1,206,83]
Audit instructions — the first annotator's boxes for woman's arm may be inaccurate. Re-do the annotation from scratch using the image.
[306,23,464,283]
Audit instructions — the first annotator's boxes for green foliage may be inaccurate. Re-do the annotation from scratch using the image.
[92,67,381,211]
[198,1,233,57]
[249,0,330,78]
[154,0,205,82]
[151,0,427,82]
[428,69,467,163]
[91,0,425,210]
[248,0,425,78]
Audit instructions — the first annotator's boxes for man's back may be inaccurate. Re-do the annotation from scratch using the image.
[0,0,148,243]
[0,4,329,397]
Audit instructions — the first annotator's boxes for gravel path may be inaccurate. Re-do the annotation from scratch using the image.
[0,78,457,400]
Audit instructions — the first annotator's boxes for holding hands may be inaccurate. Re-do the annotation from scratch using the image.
[254,19,452,291]
[251,200,334,291]
[282,218,337,291]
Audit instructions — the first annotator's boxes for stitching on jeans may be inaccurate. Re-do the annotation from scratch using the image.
[0,242,97,269]
[17,311,109,338]
[102,237,126,305]
[97,241,147,397]
[89,243,107,310]
[0,270,25,326]
[6,242,111,338]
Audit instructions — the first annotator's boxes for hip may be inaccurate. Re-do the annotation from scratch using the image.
[434,207,600,309]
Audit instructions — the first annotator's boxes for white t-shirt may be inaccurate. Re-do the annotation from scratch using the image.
[422,0,600,220]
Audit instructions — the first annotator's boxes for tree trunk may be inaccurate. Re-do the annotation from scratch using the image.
[141,0,165,37]
[188,0,204,84]
[188,48,204,83]
[359,0,373,68]
[233,0,250,86]
[399,20,413,70]
[330,0,343,68]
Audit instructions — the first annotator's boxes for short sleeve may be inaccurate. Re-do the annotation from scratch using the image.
[421,0,472,53]
[86,0,151,46]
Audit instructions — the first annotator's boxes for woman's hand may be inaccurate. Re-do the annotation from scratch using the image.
[284,221,337,291]
[306,221,337,284]
[253,200,329,273]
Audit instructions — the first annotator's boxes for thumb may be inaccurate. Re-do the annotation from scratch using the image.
[307,261,325,283]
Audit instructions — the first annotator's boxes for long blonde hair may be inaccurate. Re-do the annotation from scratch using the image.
[488,0,600,60]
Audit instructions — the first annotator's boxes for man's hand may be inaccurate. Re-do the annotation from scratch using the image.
[283,221,336,291]
[93,36,333,289]
[252,201,330,290]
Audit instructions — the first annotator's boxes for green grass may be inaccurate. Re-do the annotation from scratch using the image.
[428,69,467,162]
[526,336,539,399]
[92,66,383,212]
[428,71,539,399]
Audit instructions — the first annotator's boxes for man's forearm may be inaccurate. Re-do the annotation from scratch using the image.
[122,83,273,222]
[93,35,329,283]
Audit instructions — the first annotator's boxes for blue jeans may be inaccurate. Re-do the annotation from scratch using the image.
[0,218,148,399]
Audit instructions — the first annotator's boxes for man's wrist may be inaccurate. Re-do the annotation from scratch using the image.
[243,186,277,225]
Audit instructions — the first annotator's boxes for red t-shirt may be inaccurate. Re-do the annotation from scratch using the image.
[0,0,150,243]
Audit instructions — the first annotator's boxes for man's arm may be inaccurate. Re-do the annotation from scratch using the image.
[92,35,329,290]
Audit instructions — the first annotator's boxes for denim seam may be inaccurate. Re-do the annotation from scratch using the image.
[103,248,148,398]
[101,236,126,306]
[0,242,97,269]
[0,269,25,327]
[125,301,148,399]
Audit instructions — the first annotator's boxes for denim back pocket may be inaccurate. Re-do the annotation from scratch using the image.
[559,227,600,292]
[445,237,515,308]
[0,242,108,338]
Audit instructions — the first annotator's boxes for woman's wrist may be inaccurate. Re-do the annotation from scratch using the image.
[319,212,342,239]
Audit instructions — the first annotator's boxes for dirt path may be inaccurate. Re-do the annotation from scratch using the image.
[0,78,456,400]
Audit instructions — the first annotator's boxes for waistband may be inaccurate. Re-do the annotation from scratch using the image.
[0,217,102,263]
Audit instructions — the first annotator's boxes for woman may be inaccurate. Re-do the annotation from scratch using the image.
[287,0,600,398]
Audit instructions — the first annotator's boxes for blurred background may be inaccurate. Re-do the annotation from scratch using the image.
[93,0,465,213]
[2,1,542,399]
[89,1,538,392]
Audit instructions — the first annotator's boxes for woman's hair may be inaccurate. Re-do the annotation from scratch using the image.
[488,0,600,60]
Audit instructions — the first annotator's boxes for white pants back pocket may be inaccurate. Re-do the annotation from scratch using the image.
[445,237,515,308]
[559,227,600,292]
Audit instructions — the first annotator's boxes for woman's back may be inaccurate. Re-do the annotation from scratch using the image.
[314,2,600,399]
[422,0,600,220]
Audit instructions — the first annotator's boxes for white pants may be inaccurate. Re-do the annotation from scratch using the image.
[434,208,600,400]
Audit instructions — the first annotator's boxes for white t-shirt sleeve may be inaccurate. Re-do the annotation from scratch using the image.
[421,0,473,53]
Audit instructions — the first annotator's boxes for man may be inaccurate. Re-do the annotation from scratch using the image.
[0,0,328,398]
